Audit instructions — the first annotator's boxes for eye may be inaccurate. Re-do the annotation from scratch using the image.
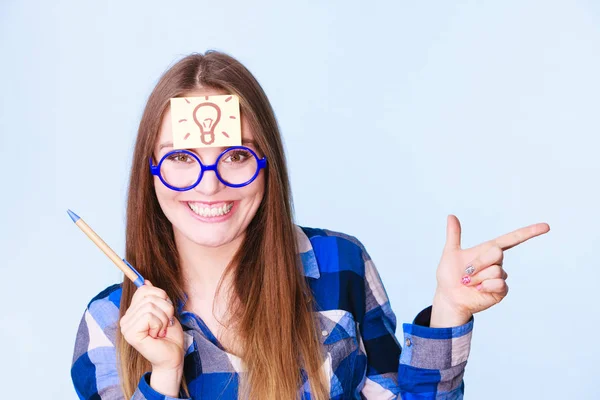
[222,149,251,163]
[166,153,194,163]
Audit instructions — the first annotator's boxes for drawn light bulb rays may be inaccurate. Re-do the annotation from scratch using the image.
[170,95,241,149]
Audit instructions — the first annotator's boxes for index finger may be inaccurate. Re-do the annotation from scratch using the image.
[493,222,550,251]
[131,281,169,304]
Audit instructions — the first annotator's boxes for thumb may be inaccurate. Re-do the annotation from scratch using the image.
[445,214,462,250]
[144,279,153,287]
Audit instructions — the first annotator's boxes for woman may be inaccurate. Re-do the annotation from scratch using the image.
[71,51,549,399]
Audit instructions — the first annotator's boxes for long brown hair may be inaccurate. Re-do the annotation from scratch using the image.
[116,51,328,399]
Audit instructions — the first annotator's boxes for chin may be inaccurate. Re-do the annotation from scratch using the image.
[192,235,233,248]
[177,224,242,249]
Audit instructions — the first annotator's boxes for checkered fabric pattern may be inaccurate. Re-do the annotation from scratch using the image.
[72,226,473,399]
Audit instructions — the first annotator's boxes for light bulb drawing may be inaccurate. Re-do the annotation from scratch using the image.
[193,102,221,145]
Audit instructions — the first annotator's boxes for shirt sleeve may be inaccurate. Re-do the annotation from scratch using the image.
[71,305,190,400]
[358,248,473,400]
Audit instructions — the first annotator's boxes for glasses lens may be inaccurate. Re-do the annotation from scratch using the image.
[160,151,201,189]
[217,148,259,186]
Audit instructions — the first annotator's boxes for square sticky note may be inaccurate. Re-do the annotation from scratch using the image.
[170,95,241,149]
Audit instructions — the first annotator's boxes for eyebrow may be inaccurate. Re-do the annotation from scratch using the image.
[158,142,173,151]
[158,139,256,151]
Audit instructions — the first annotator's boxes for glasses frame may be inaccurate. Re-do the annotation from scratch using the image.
[149,145,267,191]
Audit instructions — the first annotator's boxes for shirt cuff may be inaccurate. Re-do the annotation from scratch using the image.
[400,306,474,371]
[135,372,190,400]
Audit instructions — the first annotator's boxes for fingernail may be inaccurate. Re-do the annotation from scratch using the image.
[461,276,471,285]
[465,265,475,276]
[476,284,483,291]
[170,317,175,326]
[160,329,167,337]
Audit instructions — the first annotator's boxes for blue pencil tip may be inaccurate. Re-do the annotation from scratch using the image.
[67,209,80,222]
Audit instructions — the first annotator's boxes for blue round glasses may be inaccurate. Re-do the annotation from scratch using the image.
[149,146,267,191]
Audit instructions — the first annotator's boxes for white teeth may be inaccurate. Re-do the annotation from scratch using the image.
[188,202,234,218]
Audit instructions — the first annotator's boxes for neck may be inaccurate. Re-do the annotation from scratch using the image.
[174,229,244,300]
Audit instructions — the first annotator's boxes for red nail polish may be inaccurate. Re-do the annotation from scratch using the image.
[461,276,471,285]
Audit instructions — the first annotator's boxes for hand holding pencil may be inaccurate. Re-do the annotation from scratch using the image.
[67,209,185,396]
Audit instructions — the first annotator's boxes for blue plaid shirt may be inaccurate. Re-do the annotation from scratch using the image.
[72,226,474,399]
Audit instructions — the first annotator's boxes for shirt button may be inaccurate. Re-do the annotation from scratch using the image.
[321,330,328,337]
[405,338,412,347]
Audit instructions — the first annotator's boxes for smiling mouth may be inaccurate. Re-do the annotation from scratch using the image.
[187,202,234,217]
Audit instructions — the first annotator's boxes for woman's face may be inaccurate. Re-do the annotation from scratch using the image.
[153,89,265,249]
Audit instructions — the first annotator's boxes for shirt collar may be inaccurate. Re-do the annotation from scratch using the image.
[295,225,320,279]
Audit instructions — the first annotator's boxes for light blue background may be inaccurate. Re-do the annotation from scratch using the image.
[1,1,598,398]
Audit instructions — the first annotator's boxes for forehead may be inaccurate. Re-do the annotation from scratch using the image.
[157,88,253,147]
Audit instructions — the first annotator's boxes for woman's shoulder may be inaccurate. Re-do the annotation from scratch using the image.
[296,225,371,277]
[297,225,369,253]
[73,284,123,355]
[84,283,123,323]
[87,283,123,306]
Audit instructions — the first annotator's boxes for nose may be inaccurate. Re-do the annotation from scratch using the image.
[193,168,223,196]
